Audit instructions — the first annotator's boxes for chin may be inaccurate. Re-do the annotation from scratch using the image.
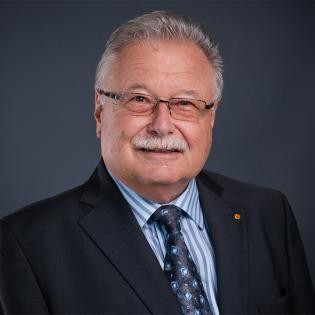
[142,171,189,187]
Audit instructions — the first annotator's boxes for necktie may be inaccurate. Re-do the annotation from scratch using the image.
[152,205,213,315]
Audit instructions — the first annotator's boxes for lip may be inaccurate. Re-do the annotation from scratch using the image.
[136,149,183,160]
[140,148,183,153]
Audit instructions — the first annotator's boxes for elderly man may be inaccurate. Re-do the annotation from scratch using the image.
[0,11,314,315]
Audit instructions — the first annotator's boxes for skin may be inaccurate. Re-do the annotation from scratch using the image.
[94,40,218,203]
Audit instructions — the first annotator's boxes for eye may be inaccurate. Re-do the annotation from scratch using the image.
[173,99,196,108]
[123,93,151,105]
[131,94,150,103]
[132,95,146,103]
[178,100,193,106]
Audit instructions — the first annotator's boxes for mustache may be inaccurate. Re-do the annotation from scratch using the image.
[132,136,187,152]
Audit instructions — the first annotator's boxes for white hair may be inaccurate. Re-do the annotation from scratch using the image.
[95,10,223,100]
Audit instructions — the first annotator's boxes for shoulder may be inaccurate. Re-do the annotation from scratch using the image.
[1,184,87,234]
[198,170,297,242]
[198,169,289,215]
[199,169,282,196]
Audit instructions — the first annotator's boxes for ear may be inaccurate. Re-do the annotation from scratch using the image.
[94,91,103,139]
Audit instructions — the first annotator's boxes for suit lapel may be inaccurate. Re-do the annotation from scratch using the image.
[197,172,248,314]
[78,162,248,313]
[78,161,181,314]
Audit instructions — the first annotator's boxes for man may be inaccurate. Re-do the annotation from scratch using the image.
[0,11,314,314]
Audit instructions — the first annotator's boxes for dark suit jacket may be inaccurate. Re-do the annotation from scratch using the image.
[1,160,314,314]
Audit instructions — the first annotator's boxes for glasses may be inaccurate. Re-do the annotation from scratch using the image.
[97,89,215,122]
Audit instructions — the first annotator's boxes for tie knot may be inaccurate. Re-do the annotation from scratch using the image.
[152,205,182,235]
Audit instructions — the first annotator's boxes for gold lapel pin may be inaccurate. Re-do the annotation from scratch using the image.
[233,213,241,220]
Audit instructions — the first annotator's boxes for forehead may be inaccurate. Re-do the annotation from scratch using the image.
[104,40,215,98]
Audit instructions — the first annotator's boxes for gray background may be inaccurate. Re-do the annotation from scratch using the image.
[1,1,314,284]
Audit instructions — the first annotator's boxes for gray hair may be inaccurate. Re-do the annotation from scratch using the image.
[95,11,223,100]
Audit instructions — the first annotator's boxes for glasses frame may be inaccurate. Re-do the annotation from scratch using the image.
[96,89,215,114]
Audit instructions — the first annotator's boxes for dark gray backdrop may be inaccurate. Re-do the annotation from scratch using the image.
[1,1,314,284]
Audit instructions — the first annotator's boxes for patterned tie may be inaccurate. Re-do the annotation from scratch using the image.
[152,205,213,315]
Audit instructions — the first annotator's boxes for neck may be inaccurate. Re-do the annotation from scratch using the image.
[133,183,189,204]
[113,175,189,204]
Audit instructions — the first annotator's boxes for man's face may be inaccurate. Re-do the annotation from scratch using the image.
[95,40,217,202]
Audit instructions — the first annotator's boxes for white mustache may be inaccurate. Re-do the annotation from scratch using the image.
[132,136,187,152]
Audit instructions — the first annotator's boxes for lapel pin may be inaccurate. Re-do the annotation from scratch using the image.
[228,210,242,221]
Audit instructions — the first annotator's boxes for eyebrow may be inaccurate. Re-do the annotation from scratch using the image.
[175,89,201,99]
[125,83,150,92]
[125,85,202,99]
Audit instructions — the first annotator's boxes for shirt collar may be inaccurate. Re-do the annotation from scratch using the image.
[108,170,205,230]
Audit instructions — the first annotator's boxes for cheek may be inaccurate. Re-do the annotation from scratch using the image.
[186,124,213,158]
[99,111,122,153]
[100,113,148,151]
[101,121,126,154]
[195,136,212,157]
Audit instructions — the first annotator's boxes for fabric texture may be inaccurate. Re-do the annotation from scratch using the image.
[0,160,314,314]
[111,174,219,313]
[152,204,213,315]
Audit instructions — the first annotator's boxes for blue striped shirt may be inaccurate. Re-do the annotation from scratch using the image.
[110,174,219,315]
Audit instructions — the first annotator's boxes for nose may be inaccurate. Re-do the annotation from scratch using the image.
[146,101,176,137]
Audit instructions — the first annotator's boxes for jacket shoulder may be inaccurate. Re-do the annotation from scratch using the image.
[198,169,286,208]
[200,169,280,193]
[1,184,86,231]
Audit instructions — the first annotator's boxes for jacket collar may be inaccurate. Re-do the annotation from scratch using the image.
[79,160,247,314]
[197,171,248,314]
[79,160,181,314]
